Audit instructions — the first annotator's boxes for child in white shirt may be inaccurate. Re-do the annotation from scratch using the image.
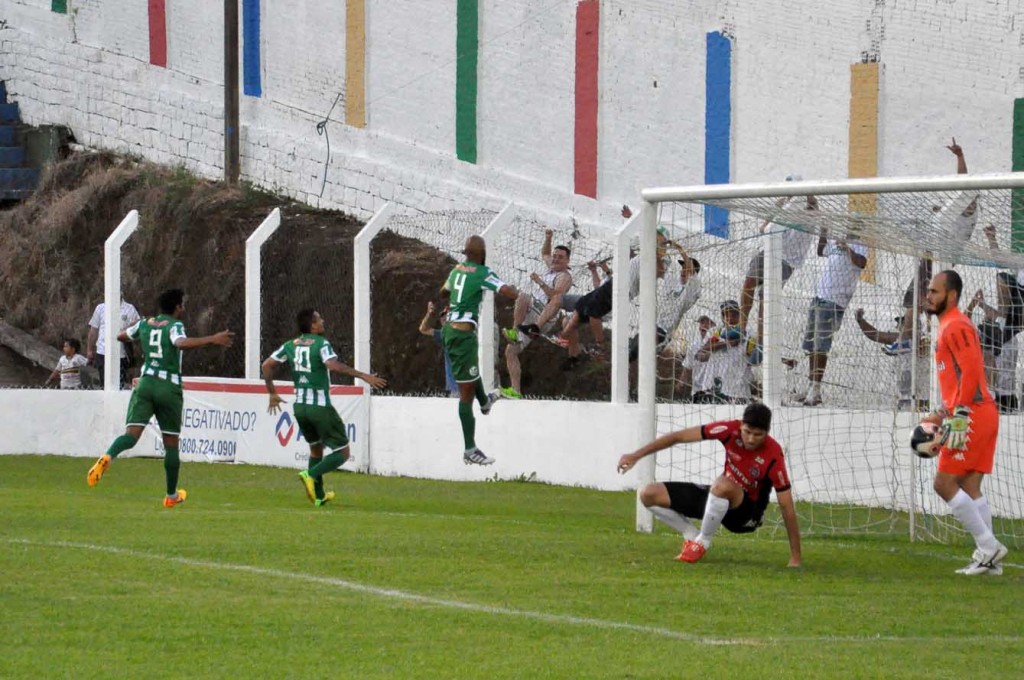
[45,338,89,389]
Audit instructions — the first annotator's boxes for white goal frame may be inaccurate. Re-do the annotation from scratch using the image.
[633,171,1024,536]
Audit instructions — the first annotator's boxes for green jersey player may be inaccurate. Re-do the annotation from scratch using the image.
[440,235,519,465]
[262,309,386,506]
[87,289,234,507]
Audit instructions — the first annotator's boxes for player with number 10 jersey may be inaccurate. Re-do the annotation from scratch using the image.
[270,333,337,407]
[263,309,387,506]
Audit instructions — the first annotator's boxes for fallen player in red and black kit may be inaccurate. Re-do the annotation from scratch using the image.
[617,402,802,567]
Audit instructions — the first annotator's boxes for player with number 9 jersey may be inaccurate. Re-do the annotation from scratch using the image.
[87,289,234,507]
[128,315,186,385]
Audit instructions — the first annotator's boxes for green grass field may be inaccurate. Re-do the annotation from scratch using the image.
[1,455,1021,679]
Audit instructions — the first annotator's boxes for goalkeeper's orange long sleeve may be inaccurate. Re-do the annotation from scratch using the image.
[936,307,993,410]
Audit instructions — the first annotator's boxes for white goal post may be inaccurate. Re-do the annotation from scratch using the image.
[632,172,1024,546]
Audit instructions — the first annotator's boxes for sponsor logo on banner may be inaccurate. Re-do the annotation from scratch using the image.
[275,412,299,447]
[139,378,368,468]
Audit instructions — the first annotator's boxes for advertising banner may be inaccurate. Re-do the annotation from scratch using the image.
[138,378,368,469]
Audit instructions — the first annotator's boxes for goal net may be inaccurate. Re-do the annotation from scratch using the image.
[635,174,1024,548]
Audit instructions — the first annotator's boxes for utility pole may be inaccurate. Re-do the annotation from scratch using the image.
[224,0,240,186]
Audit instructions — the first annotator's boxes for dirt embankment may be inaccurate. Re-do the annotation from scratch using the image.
[0,152,611,398]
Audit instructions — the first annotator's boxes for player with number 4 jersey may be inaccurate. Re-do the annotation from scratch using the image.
[263,309,386,506]
[440,235,520,466]
[86,289,234,507]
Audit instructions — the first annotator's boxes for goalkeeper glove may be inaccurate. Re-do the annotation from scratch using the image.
[939,406,971,451]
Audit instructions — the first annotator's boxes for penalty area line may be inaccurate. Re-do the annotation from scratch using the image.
[4,538,747,647]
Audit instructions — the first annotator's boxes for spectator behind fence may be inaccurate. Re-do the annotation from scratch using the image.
[417,301,459,397]
[557,253,665,370]
[694,300,752,404]
[44,338,89,389]
[628,246,702,364]
[679,314,716,401]
[501,229,573,398]
[739,182,817,347]
[796,227,868,406]
[557,257,610,323]
[853,309,929,411]
[87,298,141,389]
[887,138,978,355]
[967,271,1024,413]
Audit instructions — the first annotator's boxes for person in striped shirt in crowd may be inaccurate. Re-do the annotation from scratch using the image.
[44,338,89,389]
[263,308,387,506]
[86,289,234,507]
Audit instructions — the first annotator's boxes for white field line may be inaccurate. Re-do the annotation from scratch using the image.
[5,538,746,647]
[6,537,1021,645]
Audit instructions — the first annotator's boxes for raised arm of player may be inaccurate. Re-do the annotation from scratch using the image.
[616,425,703,474]
[496,284,520,302]
[418,301,437,337]
[173,330,235,349]
[775,488,803,568]
[325,358,388,390]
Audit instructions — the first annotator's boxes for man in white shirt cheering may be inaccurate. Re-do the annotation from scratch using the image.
[799,228,868,405]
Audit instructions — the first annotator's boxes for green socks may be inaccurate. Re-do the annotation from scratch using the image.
[309,450,346,478]
[163,446,179,496]
[105,434,137,459]
[308,456,325,498]
[459,400,476,450]
[474,379,488,408]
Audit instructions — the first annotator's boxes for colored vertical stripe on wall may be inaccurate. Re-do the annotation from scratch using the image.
[345,0,367,129]
[1012,98,1024,253]
[848,62,879,281]
[51,1,67,14]
[243,0,262,97]
[573,0,599,199]
[704,31,731,238]
[456,0,479,163]
[148,0,167,68]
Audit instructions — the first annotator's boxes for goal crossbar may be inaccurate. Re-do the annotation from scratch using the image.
[641,172,1024,203]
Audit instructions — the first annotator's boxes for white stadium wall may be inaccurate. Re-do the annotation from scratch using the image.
[3,386,1023,518]
[2,1,1023,230]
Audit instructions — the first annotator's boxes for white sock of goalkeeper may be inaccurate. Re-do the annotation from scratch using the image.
[974,496,993,531]
[649,506,698,540]
[696,494,730,548]
[948,490,999,552]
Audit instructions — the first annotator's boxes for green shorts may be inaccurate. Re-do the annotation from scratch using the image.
[294,403,350,452]
[126,376,184,435]
[442,325,480,383]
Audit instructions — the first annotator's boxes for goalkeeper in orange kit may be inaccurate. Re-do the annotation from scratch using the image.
[921,270,1007,575]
